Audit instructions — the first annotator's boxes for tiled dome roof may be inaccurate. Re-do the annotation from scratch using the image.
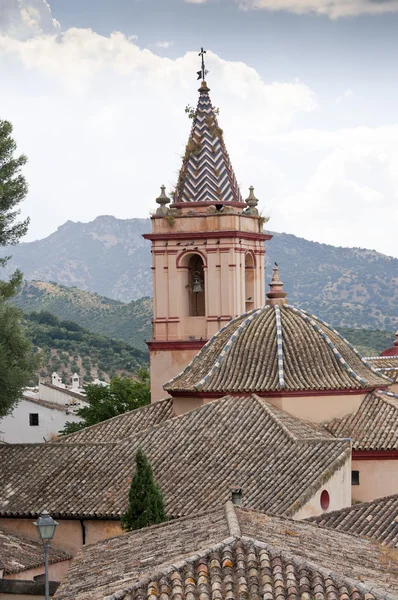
[165,268,390,394]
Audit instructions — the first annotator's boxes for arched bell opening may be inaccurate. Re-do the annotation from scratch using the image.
[187,254,206,316]
[245,252,255,312]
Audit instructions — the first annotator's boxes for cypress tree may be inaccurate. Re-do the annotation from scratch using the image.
[121,448,167,531]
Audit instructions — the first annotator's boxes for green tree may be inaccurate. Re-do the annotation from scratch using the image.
[0,120,38,416]
[121,448,167,531]
[0,303,39,417]
[0,120,29,299]
[60,369,150,434]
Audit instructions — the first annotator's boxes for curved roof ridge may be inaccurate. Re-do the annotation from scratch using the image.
[364,355,398,361]
[193,306,269,392]
[296,307,393,384]
[378,389,398,399]
[274,305,285,389]
[163,308,258,390]
[286,305,370,387]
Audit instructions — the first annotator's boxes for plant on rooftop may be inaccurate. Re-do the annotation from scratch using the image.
[185,104,195,119]
[0,119,39,416]
[164,213,175,227]
[121,448,167,531]
[59,369,150,435]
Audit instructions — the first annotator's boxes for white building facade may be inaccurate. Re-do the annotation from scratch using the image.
[0,374,88,443]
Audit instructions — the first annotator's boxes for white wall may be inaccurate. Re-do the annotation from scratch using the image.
[0,400,82,443]
[294,459,351,520]
[38,383,88,410]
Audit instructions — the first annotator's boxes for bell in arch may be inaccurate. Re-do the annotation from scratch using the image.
[192,271,204,293]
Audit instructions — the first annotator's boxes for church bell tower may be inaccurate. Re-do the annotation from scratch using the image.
[144,66,272,401]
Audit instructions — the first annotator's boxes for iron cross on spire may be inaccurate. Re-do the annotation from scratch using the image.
[197,47,208,81]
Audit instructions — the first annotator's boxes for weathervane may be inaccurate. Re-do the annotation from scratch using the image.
[197,47,208,81]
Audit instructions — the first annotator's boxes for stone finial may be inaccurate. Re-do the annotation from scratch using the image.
[155,185,170,215]
[266,263,288,307]
[199,80,210,94]
[244,186,259,216]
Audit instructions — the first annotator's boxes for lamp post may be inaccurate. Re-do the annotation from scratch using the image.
[34,510,59,600]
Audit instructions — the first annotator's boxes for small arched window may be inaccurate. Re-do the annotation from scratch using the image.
[320,490,330,511]
[245,253,255,312]
[188,254,205,316]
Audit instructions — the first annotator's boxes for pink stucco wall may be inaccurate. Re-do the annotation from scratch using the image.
[4,560,71,582]
[352,458,398,502]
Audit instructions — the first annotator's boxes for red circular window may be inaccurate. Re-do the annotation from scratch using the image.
[320,490,330,511]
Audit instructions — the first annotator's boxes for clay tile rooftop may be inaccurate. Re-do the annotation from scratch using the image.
[309,493,398,548]
[0,395,349,520]
[325,389,398,451]
[54,502,398,600]
[164,266,390,395]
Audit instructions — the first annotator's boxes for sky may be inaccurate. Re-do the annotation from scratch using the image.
[1,1,398,258]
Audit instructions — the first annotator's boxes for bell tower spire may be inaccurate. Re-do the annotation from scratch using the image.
[174,78,243,206]
[143,54,272,401]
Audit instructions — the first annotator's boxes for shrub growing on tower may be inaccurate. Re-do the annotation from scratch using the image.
[121,448,167,531]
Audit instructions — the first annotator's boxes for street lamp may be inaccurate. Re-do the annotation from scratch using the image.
[34,510,59,600]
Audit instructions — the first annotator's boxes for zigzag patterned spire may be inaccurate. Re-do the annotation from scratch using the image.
[173,81,244,205]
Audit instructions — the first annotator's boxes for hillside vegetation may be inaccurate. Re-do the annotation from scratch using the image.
[13,281,152,351]
[24,311,149,384]
[2,215,398,330]
[13,281,395,358]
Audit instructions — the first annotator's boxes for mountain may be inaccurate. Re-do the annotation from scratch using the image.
[24,311,149,385]
[2,215,398,330]
[13,281,152,352]
[12,280,394,357]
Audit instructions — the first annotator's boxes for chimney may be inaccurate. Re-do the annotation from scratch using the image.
[231,488,242,507]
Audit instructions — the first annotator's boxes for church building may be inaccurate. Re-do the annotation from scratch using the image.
[144,78,270,401]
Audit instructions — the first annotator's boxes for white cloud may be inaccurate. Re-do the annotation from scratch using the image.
[1,1,397,259]
[0,21,316,244]
[0,0,60,39]
[260,126,398,256]
[156,41,174,48]
[336,88,353,104]
[238,0,398,19]
[184,0,208,3]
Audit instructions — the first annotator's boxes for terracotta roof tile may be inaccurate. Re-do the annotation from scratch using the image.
[325,390,398,451]
[54,504,398,600]
[309,494,398,547]
[54,398,174,444]
[0,526,71,574]
[365,357,398,382]
[165,306,389,394]
[0,396,349,519]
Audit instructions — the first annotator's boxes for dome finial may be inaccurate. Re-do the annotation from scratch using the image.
[266,262,287,306]
[380,329,398,356]
[155,185,170,215]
